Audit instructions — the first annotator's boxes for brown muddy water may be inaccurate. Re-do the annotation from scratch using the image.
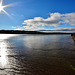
[0,34,75,75]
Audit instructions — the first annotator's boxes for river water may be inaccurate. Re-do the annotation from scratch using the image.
[0,34,75,75]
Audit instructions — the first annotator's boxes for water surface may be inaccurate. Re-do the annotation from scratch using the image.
[0,34,75,75]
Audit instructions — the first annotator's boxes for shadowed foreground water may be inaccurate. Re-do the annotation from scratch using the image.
[0,34,75,75]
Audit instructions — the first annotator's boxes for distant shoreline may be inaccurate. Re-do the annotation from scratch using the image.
[0,30,73,34]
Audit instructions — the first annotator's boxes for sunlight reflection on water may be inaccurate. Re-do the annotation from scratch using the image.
[0,34,18,68]
[0,42,8,67]
[0,34,18,39]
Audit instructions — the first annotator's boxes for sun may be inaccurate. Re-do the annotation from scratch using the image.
[0,4,4,12]
[0,0,6,12]
[0,0,17,18]
[0,0,18,19]
[0,0,12,17]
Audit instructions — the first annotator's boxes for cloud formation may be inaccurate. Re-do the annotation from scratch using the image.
[62,13,75,26]
[15,12,75,31]
[23,13,62,27]
[12,26,16,28]
[43,28,75,33]
[50,28,75,31]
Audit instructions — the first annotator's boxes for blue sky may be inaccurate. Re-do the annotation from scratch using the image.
[0,0,75,31]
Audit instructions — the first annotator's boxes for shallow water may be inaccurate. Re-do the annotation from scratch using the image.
[0,34,75,75]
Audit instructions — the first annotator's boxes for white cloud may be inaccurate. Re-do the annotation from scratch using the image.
[15,25,45,31]
[23,13,62,27]
[14,12,75,31]
[12,26,16,28]
[37,28,75,31]
[23,12,75,26]
[62,13,75,26]
[52,28,75,31]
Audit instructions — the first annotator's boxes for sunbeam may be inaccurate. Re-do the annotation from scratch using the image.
[0,0,17,19]
[0,0,10,15]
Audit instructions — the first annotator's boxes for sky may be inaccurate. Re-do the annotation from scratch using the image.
[0,0,75,31]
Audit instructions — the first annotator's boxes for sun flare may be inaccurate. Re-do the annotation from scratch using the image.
[0,0,15,18]
[0,0,7,13]
[0,4,4,12]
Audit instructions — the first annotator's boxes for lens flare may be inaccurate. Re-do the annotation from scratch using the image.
[0,0,17,19]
